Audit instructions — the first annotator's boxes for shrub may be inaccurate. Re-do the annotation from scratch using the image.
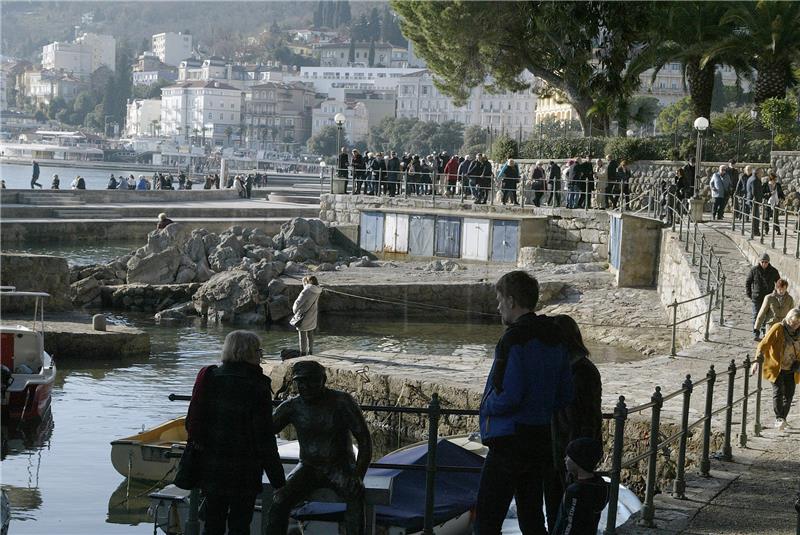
[491,135,518,161]
[603,136,671,162]
[519,137,604,159]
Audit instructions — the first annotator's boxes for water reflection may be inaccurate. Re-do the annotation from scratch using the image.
[107,481,153,526]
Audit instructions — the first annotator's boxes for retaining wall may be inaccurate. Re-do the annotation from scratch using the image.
[0,188,240,204]
[0,253,71,311]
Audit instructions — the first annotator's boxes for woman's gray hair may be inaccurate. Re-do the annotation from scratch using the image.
[785,308,800,325]
[221,330,262,365]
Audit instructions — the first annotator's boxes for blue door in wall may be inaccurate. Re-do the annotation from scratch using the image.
[491,220,520,262]
[408,215,435,256]
[360,211,384,252]
[609,214,623,269]
[435,216,461,257]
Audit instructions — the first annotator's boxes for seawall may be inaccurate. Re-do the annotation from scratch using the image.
[0,253,71,311]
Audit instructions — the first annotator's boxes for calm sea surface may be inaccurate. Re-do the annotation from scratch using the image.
[1,162,163,191]
[0,244,644,534]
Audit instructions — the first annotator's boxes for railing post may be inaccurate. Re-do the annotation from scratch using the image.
[771,207,777,249]
[754,354,763,437]
[783,209,789,254]
[185,488,200,535]
[673,375,693,499]
[731,195,737,231]
[423,393,440,535]
[721,359,736,461]
[490,179,495,206]
[670,299,679,356]
[740,354,751,448]
[700,365,716,477]
[705,247,713,293]
[691,223,698,263]
[704,288,714,342]
[698,238,705,272]
[640,386,664,528]
[604,396,628,535]
[719,274,726,325]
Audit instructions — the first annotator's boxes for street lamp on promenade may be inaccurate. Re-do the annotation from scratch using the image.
[690,116,709,221]
[333,112,346,193]
[334,113,346,156]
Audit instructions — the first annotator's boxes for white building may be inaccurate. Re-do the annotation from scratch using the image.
[311,89,396,143]
[152,32,193,67]
[21,70,85,106]
[283,66,426,94]
[160,80,242,145]
[396,70,538,134]
[125,99,162,137]
[74,33,116,72]
[177,58,287,91]
[42,34,115,77]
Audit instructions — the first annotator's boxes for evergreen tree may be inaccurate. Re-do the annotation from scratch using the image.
[351,14,370,42]
[313,1,323,28]
[369,7,381,41]
[381,7,406,47]
[368,39,375,67]
[337,0,351,26]
[348,39,356,64]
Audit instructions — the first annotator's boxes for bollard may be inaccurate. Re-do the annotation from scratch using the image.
[754,354,764,437]
[700,365,716,477]
[603,396,628,535]
[423,393,440,535]
[185,488,200,535]
[673,375,693,499]
[740,354,751,448]
[719,274,726,325]
[704,288,714,342]
[721,359,736,461]
[639,386,663,528]
[670,299,679,356]
[92,314,107,331]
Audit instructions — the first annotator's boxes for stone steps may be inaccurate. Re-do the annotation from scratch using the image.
[52,208,122,219]
[16,193,84,206]
[267,193,321,205]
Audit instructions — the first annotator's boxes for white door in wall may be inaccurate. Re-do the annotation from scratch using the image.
[461,218,490,261]
[383,213,409,253]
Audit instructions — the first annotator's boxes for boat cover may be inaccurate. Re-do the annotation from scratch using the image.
[293,439,485,531]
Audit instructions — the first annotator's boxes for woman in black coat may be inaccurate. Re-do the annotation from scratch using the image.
[186,330,286,535]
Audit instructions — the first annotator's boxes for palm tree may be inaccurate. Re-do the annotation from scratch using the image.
[633,2,749,121]
[704,1,800,104]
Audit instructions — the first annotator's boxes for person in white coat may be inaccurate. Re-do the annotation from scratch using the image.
[291,276,322,356]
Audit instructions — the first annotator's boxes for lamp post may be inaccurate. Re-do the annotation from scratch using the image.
[333,112,346,194]
[690,116,710,221]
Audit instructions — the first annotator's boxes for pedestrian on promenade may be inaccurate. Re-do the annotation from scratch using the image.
[351,149,365,195]
[338,146,350,193]
[477,154,492,204]
[186,330,285,535]
[386,151,401,197]
[245,174,253,199]
[156,212,174,230]
[116,175,127,190]
[30,160,42,189]
[746,167,764,236]
[71,175,85,189]
[50,174,60,189]
[710,165,728,220]
[476,271,574,535]
[107,174,118,189]
[682,157,696,198]
[127,174,136,190]
[616,160,632,210]
[746,253,781,340]
[763,171,785,235]
[545,314,603,529]
[548,161,562,207]
[136,175,149,190]
[551,437,609,535]
[290,276,322,356]
[755,308,800,430]
[755,279,794,337]
[595,159,607,209]
[498,158,520,205]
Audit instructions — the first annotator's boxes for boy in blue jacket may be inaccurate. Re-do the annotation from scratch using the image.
[476,271,574,535]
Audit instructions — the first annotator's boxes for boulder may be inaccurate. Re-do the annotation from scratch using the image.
[313,262,335,272]
[318,248,339,263]
[282,218,311,241]
[203,233,221,254]
[282,237,319,262]
[352,256,377,268]
[208,246,242,272]
[307,219,330,246]
[126,246,183,284]
[147,223,194,255]
[267,278,287,297]
[247,230,274,249]
[250,260,281,287]
[174,255,198,284]
[268,294,291,321]
[192,269,261,320]
[244,245,274,262]
[154,301,195,322]
[70,275,102,306]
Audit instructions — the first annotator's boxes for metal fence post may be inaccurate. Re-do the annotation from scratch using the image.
[691,223,698,263]
[423,393,440,535]
[731,196,737,231]
[640,386,664,528]
[721,359,736,461]
[604,396,628,535]
[698,239,705,273]
[740,354,751,448]
[673,375,693,499]
[700,365,716,477]
[719,274,726,325]
[771,207,777,249]
[185,488,200,535]
[670,300,679,356]
[754,354,763,437]
[704,288,714,342]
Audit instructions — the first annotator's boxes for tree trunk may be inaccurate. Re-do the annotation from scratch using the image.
[754,57,790,104]
[686,60,715,120]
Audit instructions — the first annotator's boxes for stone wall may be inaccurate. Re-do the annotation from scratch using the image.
[657,230,710,345]
[770,151,800,194]
[99,283,203,312]
[726,231,799,291]
[0,253,71,312]
[0,188,240,204]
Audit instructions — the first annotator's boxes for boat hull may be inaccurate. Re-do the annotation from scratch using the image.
[110,417,187,482]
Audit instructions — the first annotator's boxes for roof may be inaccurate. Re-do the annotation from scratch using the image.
[164,80,241,91]
[317,41,394,50]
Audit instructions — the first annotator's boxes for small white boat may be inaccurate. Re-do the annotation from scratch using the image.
[0,289,57,422]
[110,417,187,482]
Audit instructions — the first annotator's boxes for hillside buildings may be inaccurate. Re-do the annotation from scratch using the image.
[42,33,115,77]
[241,81,317,149]
[160,80,242,145]
[132,52,178,87]
[125,99,162,137]
[318,41,405,68]
[152,32,193,68]
[311,88,396,142]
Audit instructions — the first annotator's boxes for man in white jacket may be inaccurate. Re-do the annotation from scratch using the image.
[291,276,322,355]
[709,165,728,220]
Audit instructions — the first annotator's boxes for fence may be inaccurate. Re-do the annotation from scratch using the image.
[731,194,800,259]
[164,353,784,535]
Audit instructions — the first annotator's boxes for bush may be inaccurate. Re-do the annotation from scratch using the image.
[491,135,518,161]
[741,140,771,162]
[603,136,672,162]
[519,137,604,160]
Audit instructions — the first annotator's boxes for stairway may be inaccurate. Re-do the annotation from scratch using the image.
[16,192,85,206]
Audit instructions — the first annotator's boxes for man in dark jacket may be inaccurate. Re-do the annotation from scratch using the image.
[386,151,401,197]
[605,154,618,208]
[477,271,574,535]
[746,253,781,339]
[746,168,764,236]
[268,360,372,535]
[337,146,350,193]
[578,157,594,209]
[548,161,561,207]
[31,160,42,189]
[682,157,696,198]
[467,153,484,200]
[188,330,285,535]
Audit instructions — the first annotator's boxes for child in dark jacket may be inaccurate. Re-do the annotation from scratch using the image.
[553,437,609,535]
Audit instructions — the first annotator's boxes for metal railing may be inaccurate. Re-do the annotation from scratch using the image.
[731,194,800,259]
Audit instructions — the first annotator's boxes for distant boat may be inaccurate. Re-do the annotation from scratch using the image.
[0,289,57,422]
[110,417,186,482]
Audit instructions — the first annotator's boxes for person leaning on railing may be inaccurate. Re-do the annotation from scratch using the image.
[754,308,800,431]
[746,252,781,340]
[763,171,785,235]
[755,279,794,336]
[337,146,350,193]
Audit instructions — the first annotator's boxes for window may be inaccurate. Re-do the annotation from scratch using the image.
[208,113,213,119]
[286,118,293,126]
[231,113,235,120]
[421,86,429,95]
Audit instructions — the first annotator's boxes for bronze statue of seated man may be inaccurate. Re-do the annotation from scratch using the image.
[267,360,373,535]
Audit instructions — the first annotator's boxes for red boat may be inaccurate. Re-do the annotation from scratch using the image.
[1,290,57,422]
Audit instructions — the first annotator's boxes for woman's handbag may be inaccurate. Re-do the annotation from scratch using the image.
[174,365,216,490]
[174,441,202,490]
[289,313,304,327]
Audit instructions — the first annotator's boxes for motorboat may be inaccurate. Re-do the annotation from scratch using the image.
[0,289,57,422]
[110,417,187,482]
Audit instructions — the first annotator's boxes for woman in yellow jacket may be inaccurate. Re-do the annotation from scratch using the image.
[756,308,800,430]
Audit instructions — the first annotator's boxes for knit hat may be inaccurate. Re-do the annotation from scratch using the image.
[760,253,770,262]
[566,437,603,473]
[292,360,326,380]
